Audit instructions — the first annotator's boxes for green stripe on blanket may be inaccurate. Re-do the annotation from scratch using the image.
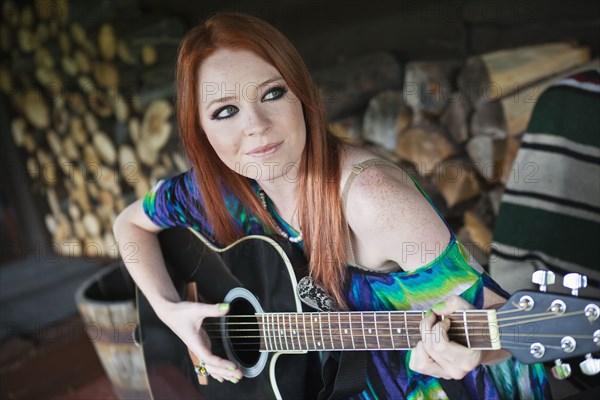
[528,85,600,146]
[494,203,600,269]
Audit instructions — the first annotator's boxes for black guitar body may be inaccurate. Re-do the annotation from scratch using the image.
[136,227,322,399]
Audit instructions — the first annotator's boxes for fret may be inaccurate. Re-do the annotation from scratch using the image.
[463,311,471,349]
[288,315,293,349]
[302,313,310,350]
[458,310,494,349]
[327,313,335,350]
[276,314,284,351]
[404,312,411,348]
[393,313,406,348]
[318,315,324,349]
[337,313,344,350]
[294,313,301,350]
[353,313,368,349]
[388,312,395,349]
[269,313,275,351]
[267,313,275,351]
[360,313,367,349]
[310,315,318,350]
[373,312,381,349]
[348,312,356,349]
[283,314,296,350]
[258,315,267,351]
[289,314,293,350]
[374,312,393,349]
[263,314,269,351]
[272,313,278,351]
[338,312,352,350]
[279,314,285,350]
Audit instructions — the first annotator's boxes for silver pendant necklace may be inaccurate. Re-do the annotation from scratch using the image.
[258,189,303,243]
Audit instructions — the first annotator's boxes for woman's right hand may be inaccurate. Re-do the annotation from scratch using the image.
[113,200,243,382]
[157,300,243,383]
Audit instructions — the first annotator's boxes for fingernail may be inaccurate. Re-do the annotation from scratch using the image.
[227,367,236,371]
[432,301,446,311]
[231,378,238,384]
[218,303,229,312]
[425,309,432,318]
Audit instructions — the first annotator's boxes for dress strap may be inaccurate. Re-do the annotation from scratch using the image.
[341,158,401,265]
[341,158,400,211]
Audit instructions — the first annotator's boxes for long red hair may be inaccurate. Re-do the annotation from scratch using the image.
[176,12,348,308]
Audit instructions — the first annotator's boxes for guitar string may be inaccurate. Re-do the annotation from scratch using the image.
[199,331,587,343]
[199,316,594,348]
[186,341,556,350]
[198,333,592,349]
[195,328,588,350]
[189,336,575,352]
[187,342,563,351]
[200,310,586,329]
[190,312,594,350]
[192,334,589,343]
[200,307,588,324]
[200,326,493,334]
[196,309,595,353]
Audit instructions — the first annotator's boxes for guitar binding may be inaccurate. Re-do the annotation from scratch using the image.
[222,287,268,378]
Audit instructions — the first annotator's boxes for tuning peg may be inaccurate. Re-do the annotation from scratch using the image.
[532,270,555,292]
[551,359,572,380]
[580,353,600,376]
[563,273,587,296]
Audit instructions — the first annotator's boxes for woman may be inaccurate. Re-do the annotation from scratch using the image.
[113,12,550,399]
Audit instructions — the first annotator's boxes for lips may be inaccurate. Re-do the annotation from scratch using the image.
[246,141,283,157]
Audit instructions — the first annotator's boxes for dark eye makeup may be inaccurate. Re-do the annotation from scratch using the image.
[210,86,288,121]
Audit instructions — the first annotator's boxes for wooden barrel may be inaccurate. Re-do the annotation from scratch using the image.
[75,263,151,400]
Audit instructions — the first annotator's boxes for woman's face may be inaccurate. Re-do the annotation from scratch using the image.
[198,48,306,183]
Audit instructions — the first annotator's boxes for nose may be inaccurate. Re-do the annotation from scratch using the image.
[242,106,271,136]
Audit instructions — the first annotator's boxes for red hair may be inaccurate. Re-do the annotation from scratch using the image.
[176,12,348,308]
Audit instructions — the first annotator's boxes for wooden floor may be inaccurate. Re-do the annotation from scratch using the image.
[53,375,117,400]
[0,315,117,400]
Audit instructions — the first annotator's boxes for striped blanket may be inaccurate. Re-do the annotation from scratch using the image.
[490,69,600,297]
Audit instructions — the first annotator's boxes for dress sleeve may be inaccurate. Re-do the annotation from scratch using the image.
[142,169,268,240]
[142,169,212,234]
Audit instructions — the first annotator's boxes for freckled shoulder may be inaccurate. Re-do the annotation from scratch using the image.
[342,159,418,233]
[339,143,416,215]
[339,144,450,270]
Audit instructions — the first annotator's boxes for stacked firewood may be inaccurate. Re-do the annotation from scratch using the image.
[2,0,187,258]
[327,43,594,265]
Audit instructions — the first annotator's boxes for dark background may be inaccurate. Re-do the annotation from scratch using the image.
[138,0,600,70]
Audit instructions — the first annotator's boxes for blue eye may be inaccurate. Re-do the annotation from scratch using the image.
[263,86,287,101]
[212,105,238,120]
[210,86,288,122]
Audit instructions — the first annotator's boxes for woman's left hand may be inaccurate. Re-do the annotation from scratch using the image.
[408,295,483,380]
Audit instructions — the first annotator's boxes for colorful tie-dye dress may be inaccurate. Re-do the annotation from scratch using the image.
[143,168,551,400]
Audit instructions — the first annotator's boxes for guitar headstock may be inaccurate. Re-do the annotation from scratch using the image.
[497,272,599,379]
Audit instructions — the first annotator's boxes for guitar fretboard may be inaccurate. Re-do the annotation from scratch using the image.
[256,311,497,352]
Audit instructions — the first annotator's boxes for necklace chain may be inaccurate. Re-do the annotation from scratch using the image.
[258,190,303,243]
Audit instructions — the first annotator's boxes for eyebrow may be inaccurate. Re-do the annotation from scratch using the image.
[205,76,285,110]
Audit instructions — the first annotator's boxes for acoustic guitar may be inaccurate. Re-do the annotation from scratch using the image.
[136,227,600,399]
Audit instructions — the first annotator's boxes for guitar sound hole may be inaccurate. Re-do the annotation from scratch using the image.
[227,298,260,367]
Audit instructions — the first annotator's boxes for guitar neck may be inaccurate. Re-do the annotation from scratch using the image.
[256,310,499,352]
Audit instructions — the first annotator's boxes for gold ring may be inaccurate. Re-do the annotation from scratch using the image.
[194,361,210,377]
